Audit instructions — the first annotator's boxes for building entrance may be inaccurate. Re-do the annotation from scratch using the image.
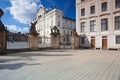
[102,36,107,49]
[91,37,95,48]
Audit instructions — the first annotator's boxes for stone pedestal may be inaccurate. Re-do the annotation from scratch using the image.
[71,35,80,49]
[50,26,60,49]
[71,28,80,49]
[29,35,39,50]
[51,35,60,49]
[0,31,7,54]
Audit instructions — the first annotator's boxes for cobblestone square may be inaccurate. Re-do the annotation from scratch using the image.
[0,50,120,80]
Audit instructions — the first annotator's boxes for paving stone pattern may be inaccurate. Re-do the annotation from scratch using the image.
[0,50,120,80]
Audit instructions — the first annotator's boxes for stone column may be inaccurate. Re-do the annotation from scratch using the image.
[0,8,7,54]
[50,26,60,49]
[28,20,39,50]
[71,28,80,49]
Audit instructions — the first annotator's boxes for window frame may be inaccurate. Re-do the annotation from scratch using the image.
[90,5,95,14]
[115,16,120,30]
[101,18,108,31]
[81,8,85,16]
[90,20,96,32]
[116,35,120,44]
[81,0,85,2]
[115,0,120,8]
[81,22,86,33]
[101,2,107,12]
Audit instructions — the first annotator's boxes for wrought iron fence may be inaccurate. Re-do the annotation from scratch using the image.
[60,35,72,49]
[38,36,51,48]
[6,31,29,49]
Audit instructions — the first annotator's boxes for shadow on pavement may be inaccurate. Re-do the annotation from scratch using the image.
[0,56,36,63]
[6,52,73,57]
[44,50,67,52]
[0,63,41,70]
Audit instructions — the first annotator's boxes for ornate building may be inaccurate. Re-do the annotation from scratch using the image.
[35,6,76,48]
[76,0,120,49]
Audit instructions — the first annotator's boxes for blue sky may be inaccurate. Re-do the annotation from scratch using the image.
[0,0,76,33]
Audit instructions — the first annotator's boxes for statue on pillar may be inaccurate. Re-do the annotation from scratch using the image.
[0,8,5,31]
[28,20,39,50]
[71,27,80,49]
[50,26,60,36]
[29,20,39,36]
[0,8,7,54]
[50,26,60,49]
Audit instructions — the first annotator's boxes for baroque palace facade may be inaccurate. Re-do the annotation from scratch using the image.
[76,0,120,49]
[35,6,75,48]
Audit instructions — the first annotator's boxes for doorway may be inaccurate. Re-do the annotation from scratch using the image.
[91,37,95,48]
[102,36,107,49]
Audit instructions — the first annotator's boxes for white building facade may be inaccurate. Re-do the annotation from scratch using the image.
[35,6,75,48]
[76,0,120,49]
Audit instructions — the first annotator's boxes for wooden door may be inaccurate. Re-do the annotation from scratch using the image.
[91,37,95,48]
[102,36,107,49]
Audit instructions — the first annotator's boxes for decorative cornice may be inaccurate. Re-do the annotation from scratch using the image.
[76,0,94,6]
[100,13,111,17]
[113,10,120,14]
[80,18,87,20]
[89,15,98,19]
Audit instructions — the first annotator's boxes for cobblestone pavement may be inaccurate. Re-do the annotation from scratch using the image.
[0,50,120,80]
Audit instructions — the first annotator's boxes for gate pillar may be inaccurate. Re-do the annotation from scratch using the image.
[0,8,7,54]
[50,26,60,49]
[28,21,39,50]
[71,28,80,49]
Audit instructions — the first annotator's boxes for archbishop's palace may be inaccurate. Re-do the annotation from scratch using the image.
[35,6,76,48]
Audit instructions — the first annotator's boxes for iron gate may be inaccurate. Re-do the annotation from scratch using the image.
[60,35,72,49]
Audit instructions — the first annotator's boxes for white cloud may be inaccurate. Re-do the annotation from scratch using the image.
[8,0,40,24]
[6,25,29,33]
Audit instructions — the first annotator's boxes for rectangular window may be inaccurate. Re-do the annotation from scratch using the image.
[63,37,65,42]
[81,22,86,32]
[116,36,120,44]
[115,16,120,30]
[90,20,96,32]
[101,18,108,31]
[115,0,120,8]
[64,30,65,35]
[81,0,85,2]
[81,8,85,16]
[101,2,107,12]
[81,37,85,44]
[90,6,95,14]
[58,21,60,26]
